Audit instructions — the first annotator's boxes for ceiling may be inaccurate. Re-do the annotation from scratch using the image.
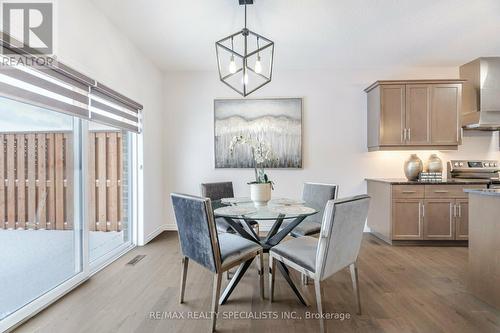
[92,0,500,72]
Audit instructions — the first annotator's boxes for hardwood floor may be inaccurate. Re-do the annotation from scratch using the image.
[15,233,500,333]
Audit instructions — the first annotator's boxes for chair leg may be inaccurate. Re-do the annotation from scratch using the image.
[314,279,325,333]
[301,273,310,285]
[269,255,276,302]
[254,223,260,237]
[349,262,362,315]
[211,273,223,333]
[179,257,189,303]
[259,251,265,300]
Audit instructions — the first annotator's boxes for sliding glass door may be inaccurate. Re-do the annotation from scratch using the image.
[0,99,137,327]
[0,96,82,320]
[87,122,133,263]
[0,32,141,330]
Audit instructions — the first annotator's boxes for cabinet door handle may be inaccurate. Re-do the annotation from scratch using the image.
[402,128,407,142]
[402,190,416,194]
[452,204,457,217]
[434,190,449,193]
[408,128,411,141]
[418,202,423,237]
[458,204,462,217]
[421,203,425,217]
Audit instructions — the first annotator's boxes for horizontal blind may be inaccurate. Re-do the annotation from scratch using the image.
[90,84,142,133]
[0,33,143,133]
[0,50,90,118]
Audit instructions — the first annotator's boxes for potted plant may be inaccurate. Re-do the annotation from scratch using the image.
[229,135,275,207]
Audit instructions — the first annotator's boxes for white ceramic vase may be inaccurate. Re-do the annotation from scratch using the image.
[250,183,272,207]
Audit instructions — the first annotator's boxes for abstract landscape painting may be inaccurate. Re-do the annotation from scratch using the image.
[214,98,302,168]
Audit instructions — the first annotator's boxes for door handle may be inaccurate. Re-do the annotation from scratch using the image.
[458,204,462,217]
[402,128,407,142]
[402,190,416,194]
[421,203,425,217]
[434,190,449,194]
[408,128,411,141]
[453,204,457,217]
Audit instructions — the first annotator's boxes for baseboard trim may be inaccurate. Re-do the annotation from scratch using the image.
[141,224,169,245]
[370,231,392,245]
[164,224,177,231]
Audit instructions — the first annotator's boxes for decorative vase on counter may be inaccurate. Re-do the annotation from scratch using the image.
[404,154,423,181]
[427,154,443,173]
[250,183,272,207]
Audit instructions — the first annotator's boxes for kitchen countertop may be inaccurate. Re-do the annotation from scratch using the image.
[464,189,500,197]
[365,178,491,185]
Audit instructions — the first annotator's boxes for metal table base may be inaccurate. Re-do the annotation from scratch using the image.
[218,215,308,306]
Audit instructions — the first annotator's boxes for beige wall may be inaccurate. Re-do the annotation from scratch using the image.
[163,67,500,230]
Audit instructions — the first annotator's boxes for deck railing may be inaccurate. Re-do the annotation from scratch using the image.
[0,131,124,231]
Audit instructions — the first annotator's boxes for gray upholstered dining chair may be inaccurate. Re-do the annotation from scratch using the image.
[269,195,370,333]
[283,182,338,284]
[171,193,264,332]
[201,181,259,235]
[290,182,338,238]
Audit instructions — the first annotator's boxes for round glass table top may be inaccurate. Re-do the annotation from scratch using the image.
[214,198,318,220]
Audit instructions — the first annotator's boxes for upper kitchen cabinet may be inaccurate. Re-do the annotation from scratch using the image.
[405,84,431,145]
[365,80,464,151]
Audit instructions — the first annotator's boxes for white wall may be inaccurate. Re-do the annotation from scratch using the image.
[57,0,165,244]
[163,66,500,229]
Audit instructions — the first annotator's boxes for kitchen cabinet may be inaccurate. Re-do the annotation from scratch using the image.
[405,84,431,145]
[423,199,454,240]
[455,199,469,240]
[430,84,462,145]
[365,80,464,151]
[366,179,487,244]
[378,85,405,145]
[392,199,423,240]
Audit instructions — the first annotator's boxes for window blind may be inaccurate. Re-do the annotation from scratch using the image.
[90,83,142,133]
[0,33,143,133]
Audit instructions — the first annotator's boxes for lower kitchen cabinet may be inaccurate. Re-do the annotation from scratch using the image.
[392,199,423,240]
[455,199,469,240]
[366,179,487,244]
[423,199,454,240]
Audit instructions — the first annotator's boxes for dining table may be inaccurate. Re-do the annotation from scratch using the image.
[213,197,318,306]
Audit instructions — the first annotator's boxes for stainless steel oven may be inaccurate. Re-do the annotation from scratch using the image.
[488,182,500,189]
[447,160,500,188]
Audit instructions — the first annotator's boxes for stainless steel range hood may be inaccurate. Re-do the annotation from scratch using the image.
[460,57,500,130]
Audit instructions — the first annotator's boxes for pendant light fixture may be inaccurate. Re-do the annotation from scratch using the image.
[215,0,274,97]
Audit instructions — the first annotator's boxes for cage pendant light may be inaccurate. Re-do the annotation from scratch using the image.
[215,0,274,97]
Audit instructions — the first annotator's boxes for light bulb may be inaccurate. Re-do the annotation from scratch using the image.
[229,56,237,74]
[254,56,262,74]
[242,72,249,85]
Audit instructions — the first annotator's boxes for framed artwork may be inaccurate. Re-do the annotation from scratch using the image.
[214,98,302,168]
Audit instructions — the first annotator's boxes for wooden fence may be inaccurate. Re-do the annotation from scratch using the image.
[0,131,124,231]
[88,131,124,232]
